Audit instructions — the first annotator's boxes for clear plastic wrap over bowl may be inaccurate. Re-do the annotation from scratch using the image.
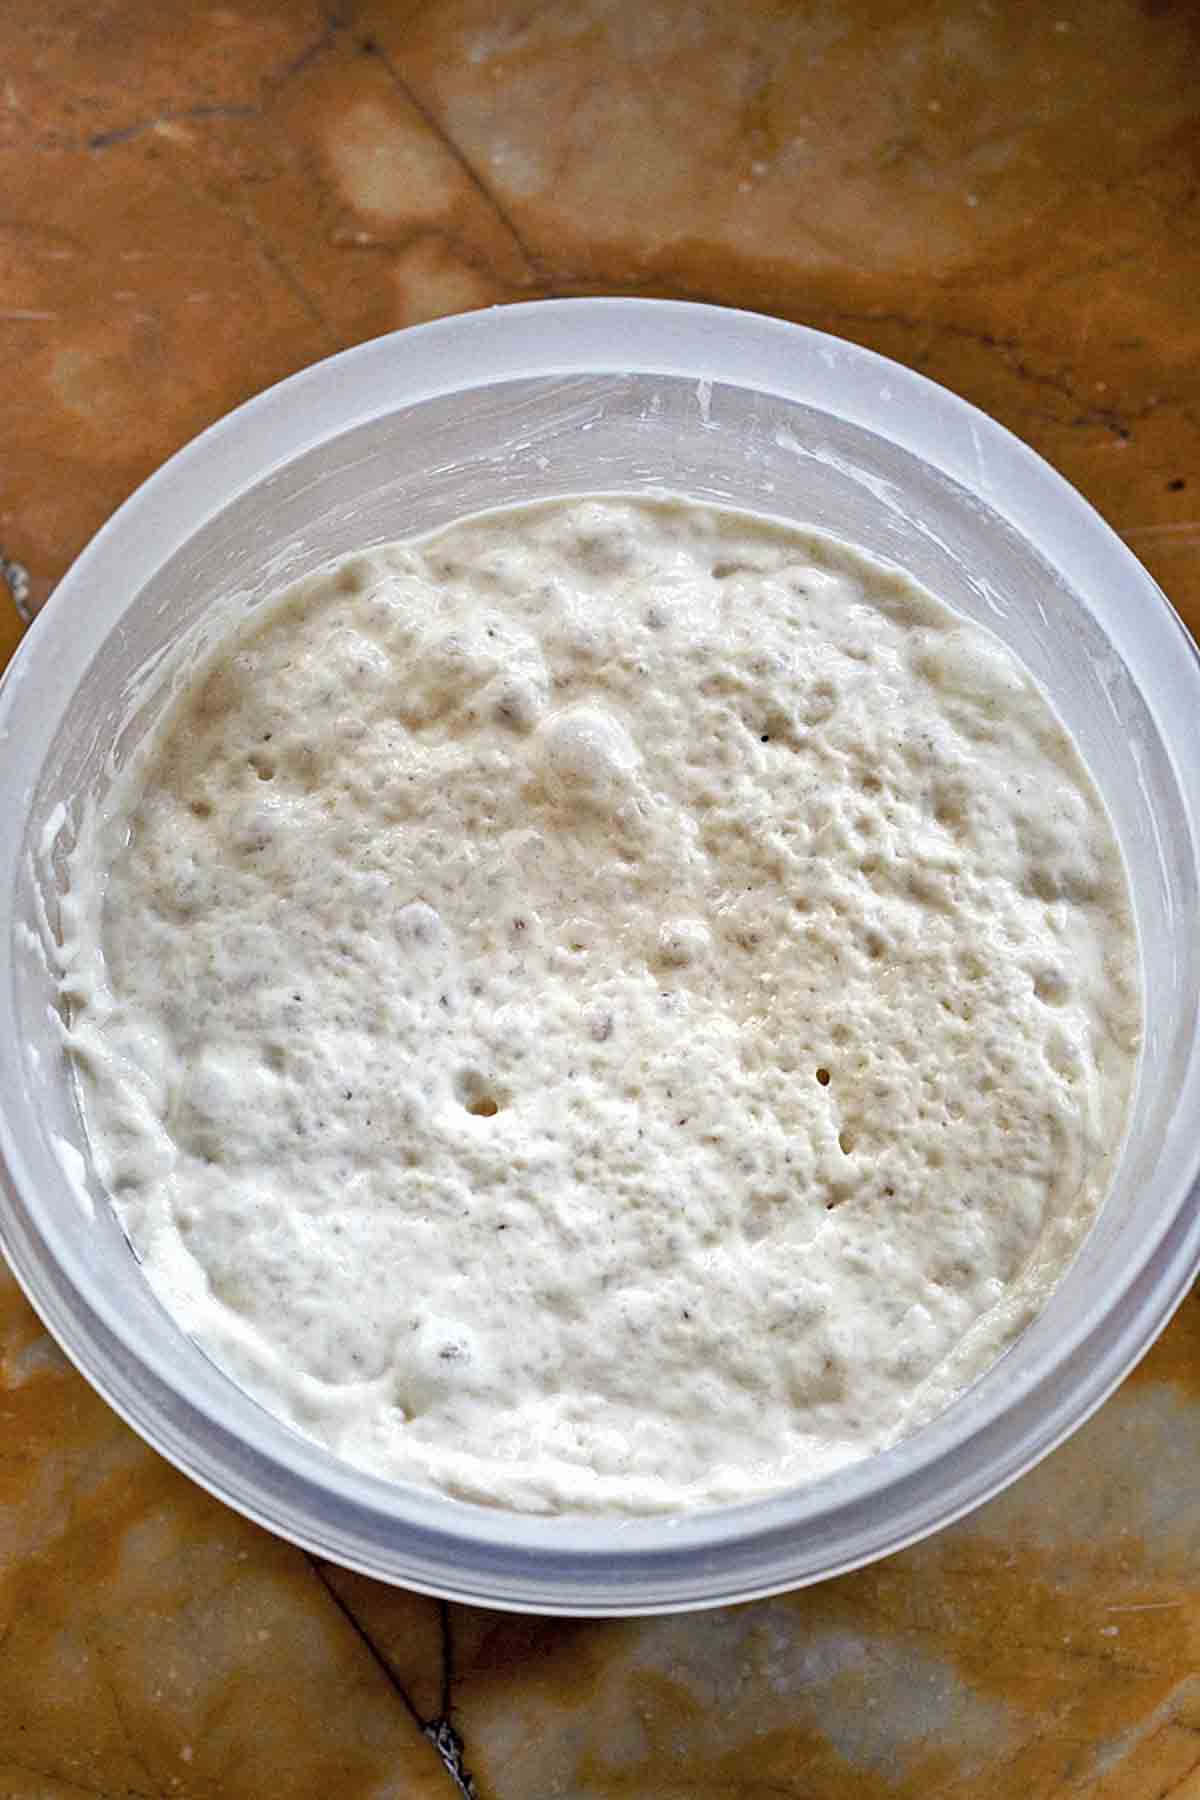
[2,299,1199,1615]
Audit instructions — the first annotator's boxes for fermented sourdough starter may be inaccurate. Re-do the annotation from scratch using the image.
[62,498,1140,1513]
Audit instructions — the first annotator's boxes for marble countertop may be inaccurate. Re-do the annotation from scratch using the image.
[2,3,1199,1795]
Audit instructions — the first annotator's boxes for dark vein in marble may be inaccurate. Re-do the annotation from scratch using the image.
[439,1595,455,1719]
[116,77,343,353]
[539,272,1161,443]
[10,13,346,157]
[267,3,354,92]
[307,1556,426,1728]
[254,233,341,346]
[114,1712,168,1797]
[360,34,543,284]
[807,307,1158,440]
[92,1632,169,1800]
[307,1557,480,1798]
[87,104,259,151]
[0,1758,148,1800]
[1161,1753,1200,1800]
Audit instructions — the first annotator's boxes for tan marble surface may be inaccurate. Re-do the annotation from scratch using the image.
[2,3,1199,1795]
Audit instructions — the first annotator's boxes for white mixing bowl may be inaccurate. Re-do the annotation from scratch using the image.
[2,298,1199,1614]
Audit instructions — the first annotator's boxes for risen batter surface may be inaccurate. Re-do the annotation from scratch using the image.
[63,498,1140,1513]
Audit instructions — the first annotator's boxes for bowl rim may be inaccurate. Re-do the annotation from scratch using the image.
[4,295,1200,1614]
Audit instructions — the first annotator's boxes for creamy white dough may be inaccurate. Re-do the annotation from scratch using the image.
[61,497,1140,1513]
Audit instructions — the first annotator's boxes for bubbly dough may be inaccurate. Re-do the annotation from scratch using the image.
[62,497,1141,1513]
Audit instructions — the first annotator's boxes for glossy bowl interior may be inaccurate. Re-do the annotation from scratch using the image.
[2,298,1199,1614]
